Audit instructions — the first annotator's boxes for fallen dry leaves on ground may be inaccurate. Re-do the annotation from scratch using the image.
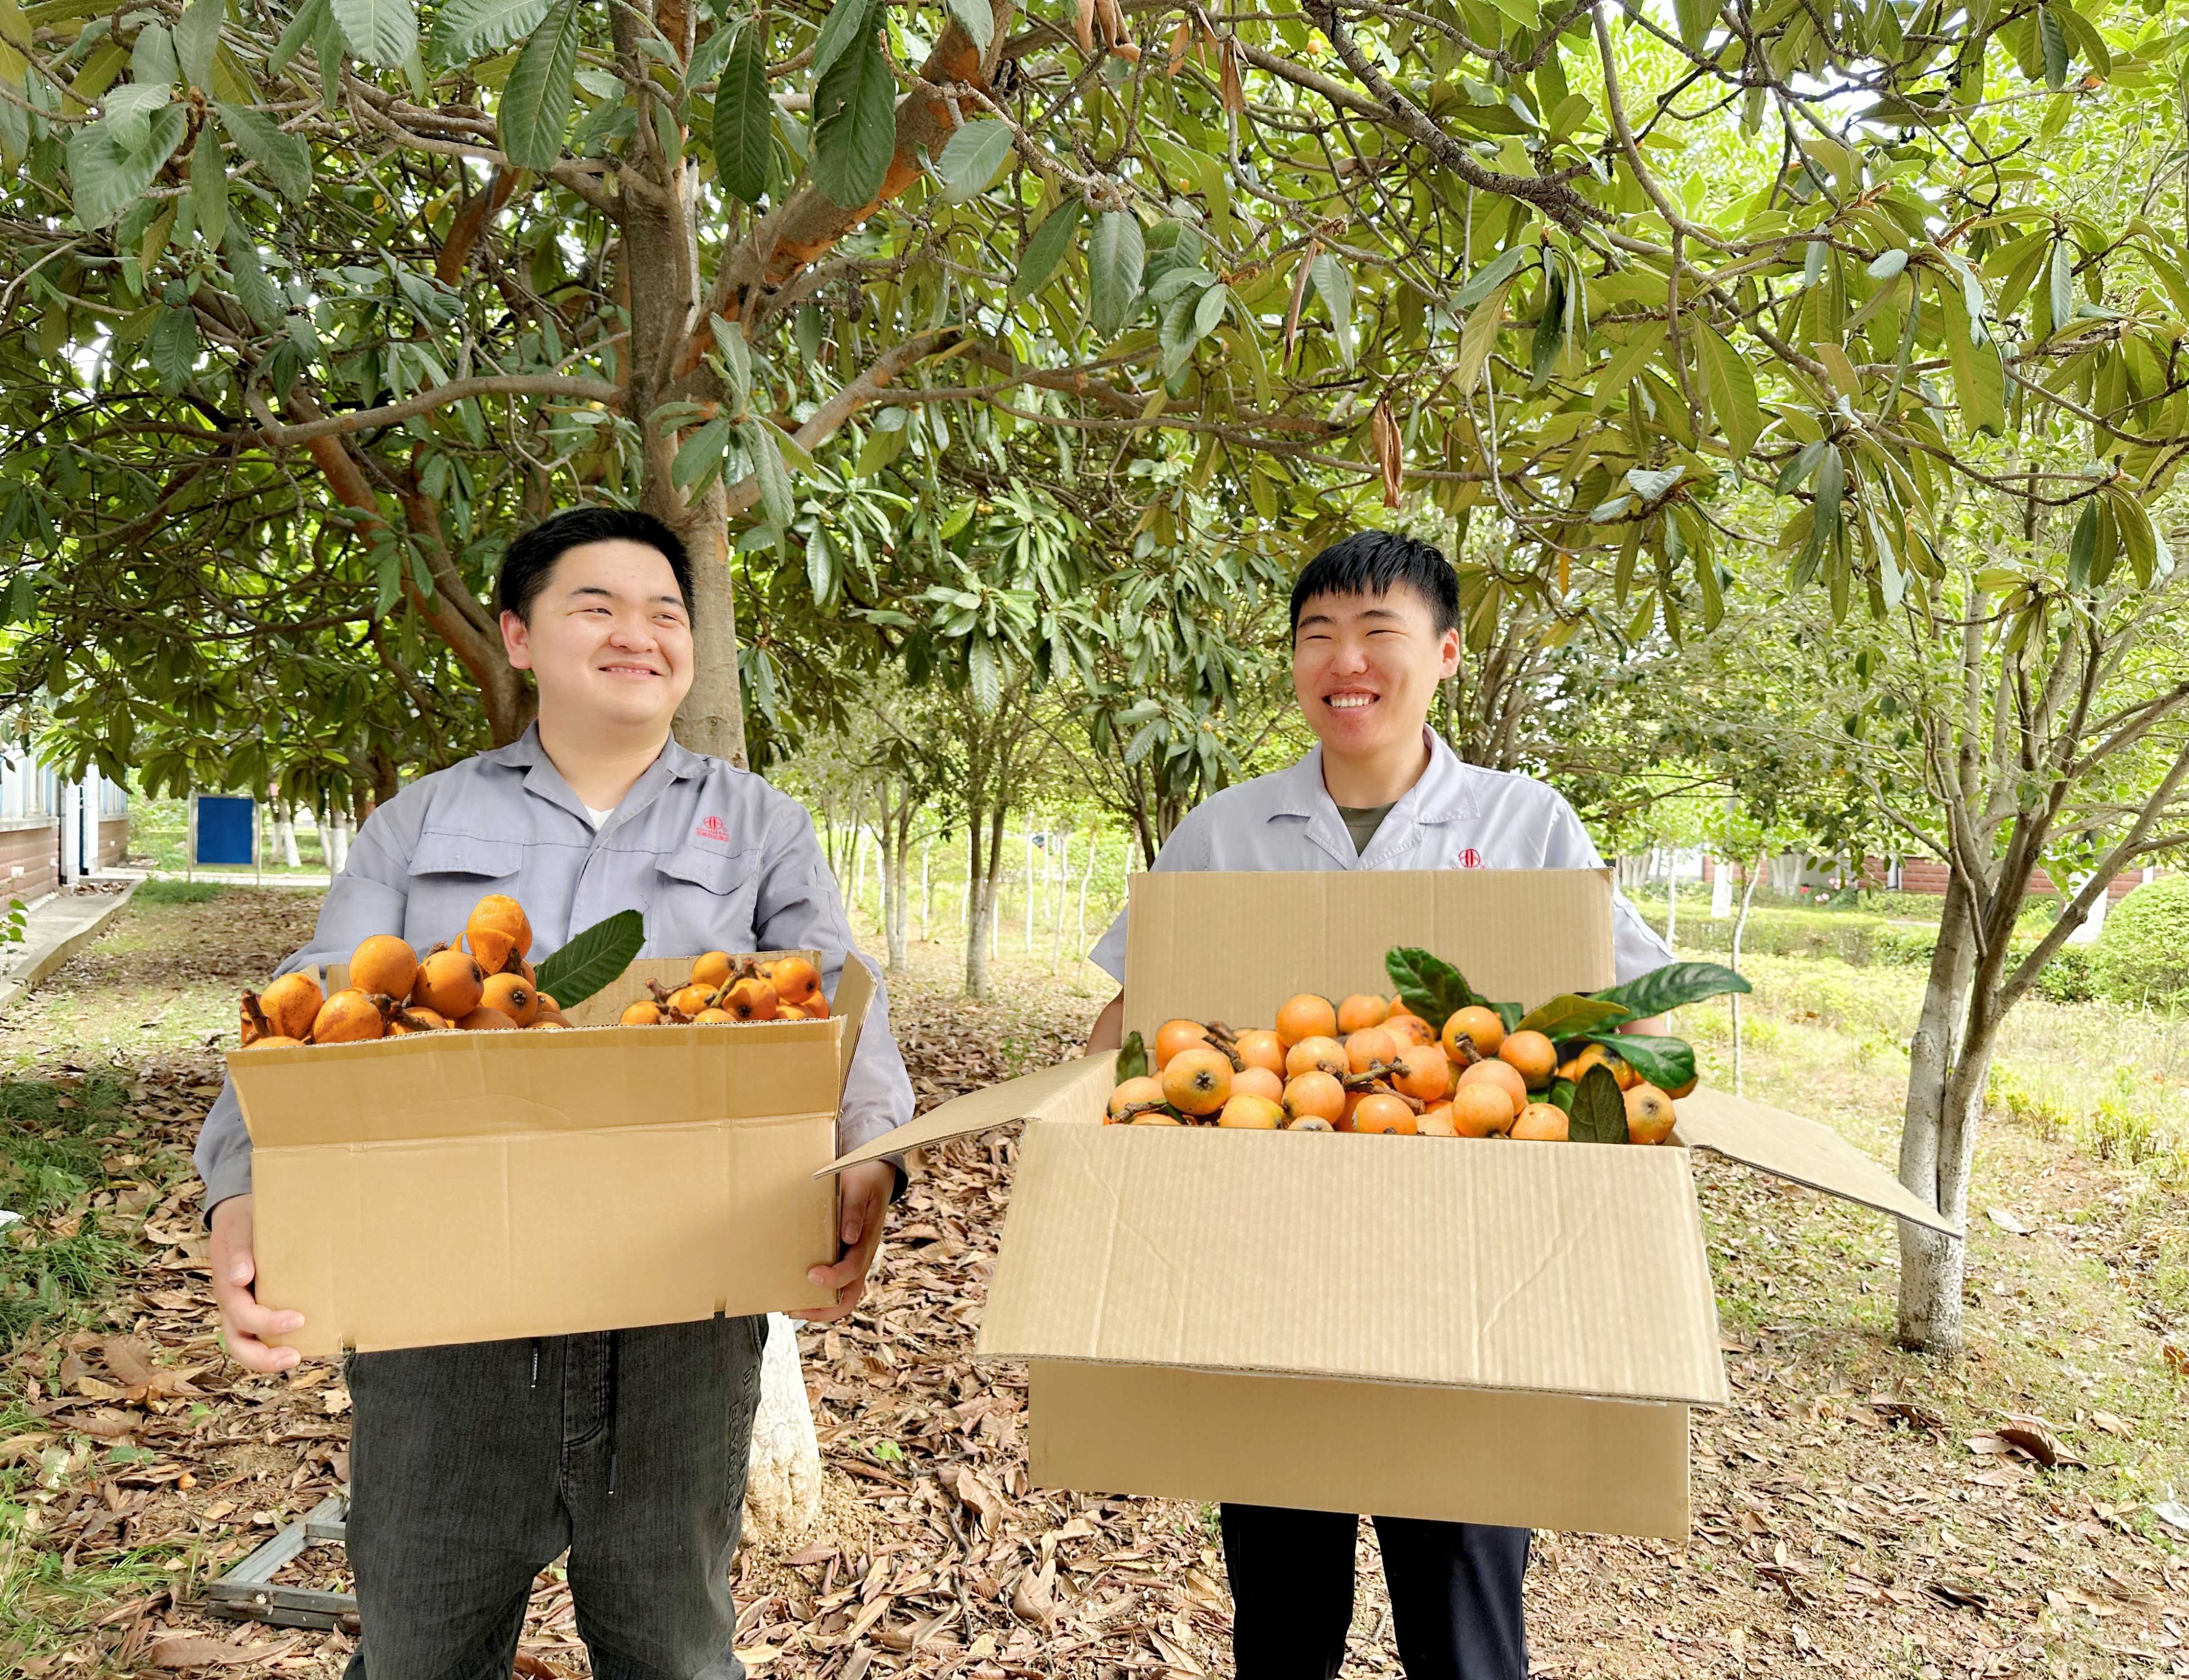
[2,926,2186,1675]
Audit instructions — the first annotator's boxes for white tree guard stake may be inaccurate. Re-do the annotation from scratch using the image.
[743,1313,822,1542]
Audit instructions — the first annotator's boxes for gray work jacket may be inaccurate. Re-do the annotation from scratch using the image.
[194,727,914,1212]
[1091,729,1675,984]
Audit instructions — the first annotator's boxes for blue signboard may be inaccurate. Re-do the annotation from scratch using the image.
[194,796,256,866]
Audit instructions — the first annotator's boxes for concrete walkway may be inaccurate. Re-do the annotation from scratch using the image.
[0,876,139,1014]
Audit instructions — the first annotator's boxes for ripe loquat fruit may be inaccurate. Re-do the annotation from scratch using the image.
[1498,1029,1557,1091]
[1625,1084,1677,1144]
[1512,1103,1568,1142]
[1336,993,1390,1033]
[1162,1046,1233,1117]
[1275,993,1338,1048]
[1458,1057,1528,1118]
[1441,1006,1505,1062]
[1284,1035,1348,1080]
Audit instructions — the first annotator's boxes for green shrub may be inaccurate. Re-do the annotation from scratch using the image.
[2088,877,2189,1008]
[135,878,224,905]
[2031,941,2096,1003]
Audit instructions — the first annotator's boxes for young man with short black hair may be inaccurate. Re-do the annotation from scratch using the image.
[198,506,912,1680]
[1086,528,1672,1679]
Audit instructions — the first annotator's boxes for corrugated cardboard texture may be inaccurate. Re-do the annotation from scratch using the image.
[979,1122,1728,1404]
[1672,1086,1960,1235]
[1123,869,1616,1041]
[1029,1362,1690,1538]
[231,955,851,1354]
[252,1112,836,1355]
[826,1053,1115,1172]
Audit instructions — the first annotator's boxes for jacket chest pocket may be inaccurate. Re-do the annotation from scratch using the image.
[651,844,759,956]
[404,831,525,952]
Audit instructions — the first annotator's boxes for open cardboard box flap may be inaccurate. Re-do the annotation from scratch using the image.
[1672,1086,1958,1234]
[973,1119,1731,1405]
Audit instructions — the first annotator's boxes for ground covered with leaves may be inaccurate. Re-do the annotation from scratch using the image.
[0,907,2184,1675]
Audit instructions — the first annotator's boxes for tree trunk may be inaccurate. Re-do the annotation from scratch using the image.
[1896,869,1982,1352]
[1665,851,1677,948]
[1075,836,1096,968]
[1730,848,1765,1096]
[964,803,992,997]
[919,839,932,942]
[741,1314,822,1545]
[1023,828,1036,952]
[888,794,913,969]
[276,804,302,868]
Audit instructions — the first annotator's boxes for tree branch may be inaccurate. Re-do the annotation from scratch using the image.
[246,376,621,447]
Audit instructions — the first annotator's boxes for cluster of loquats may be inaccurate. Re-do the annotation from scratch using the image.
[1104,946,1746,1146]
[238,896,559,1047]
[614,952,827,1026]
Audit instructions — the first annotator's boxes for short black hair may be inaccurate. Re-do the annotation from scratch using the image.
[1290,530,1458,638]
[496,507,694,623]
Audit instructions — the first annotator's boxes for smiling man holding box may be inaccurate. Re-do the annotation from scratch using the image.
[196,507,912,1680]
[1086,530,1675,1680]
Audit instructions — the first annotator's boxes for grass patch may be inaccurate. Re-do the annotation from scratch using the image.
[0,1074,137,1347]
[132,879,224,906]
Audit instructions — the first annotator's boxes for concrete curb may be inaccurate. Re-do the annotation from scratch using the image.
[0,881,139,1016]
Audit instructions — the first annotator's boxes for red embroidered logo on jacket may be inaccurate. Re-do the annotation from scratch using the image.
[695,815,733,842]
[1456,848,1483,868]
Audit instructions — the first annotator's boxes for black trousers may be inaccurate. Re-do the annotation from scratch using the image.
[341,1318,767,1680]
[1221,1504,1529,1680]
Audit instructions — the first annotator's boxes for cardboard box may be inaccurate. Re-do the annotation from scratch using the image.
[828,871,1957,1538]
[228,954,871,1356]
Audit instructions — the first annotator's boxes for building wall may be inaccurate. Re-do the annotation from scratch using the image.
[97,815,129,868]
[1868,856,2150,901]
[0,819,58,903]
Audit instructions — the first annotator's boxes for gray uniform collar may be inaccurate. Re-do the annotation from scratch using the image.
[482,724,710,833]
[1268,729,1482,866]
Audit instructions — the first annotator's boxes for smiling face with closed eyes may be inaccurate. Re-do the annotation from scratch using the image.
[1290,586,1461,764]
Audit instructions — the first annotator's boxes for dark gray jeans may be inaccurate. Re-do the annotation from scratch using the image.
[341,1317,767,1680]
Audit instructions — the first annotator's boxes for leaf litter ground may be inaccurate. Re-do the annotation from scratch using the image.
[0,903,2184,1673]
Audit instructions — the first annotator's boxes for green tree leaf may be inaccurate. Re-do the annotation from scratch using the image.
[428,0,552,63]
[712,23,771,204]
[1012,199,1081,299]
[1591,961,1748,1016]
[811,32,895,209]
[148,304,200,394]
[222,226,283,328]
[1696,324,1762,456]
[216,102,313,202]
[1385,946,1490,1023]
[1581,1033,1695,1092]
[2035,2,2068,88]
[1515,993,1632,1039]
[174,0,222,90]
[811,0,876,82]
[943,0,994,51]
[1310,252,1356,369]
[67,105,188,227]
[534,909,646,1009]
[936,118,1013,202]
[1566,1064,1628,1143]
[742,416,796,529]
[1941,296,2005,437]
[1089,209,1146,337]
[1117,1029,1148,1082]
[497,0,582,172]
[331,0,418,66]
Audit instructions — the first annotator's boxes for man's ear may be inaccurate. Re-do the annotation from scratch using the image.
[1437,626,1461,680]
[501,608,533,671]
